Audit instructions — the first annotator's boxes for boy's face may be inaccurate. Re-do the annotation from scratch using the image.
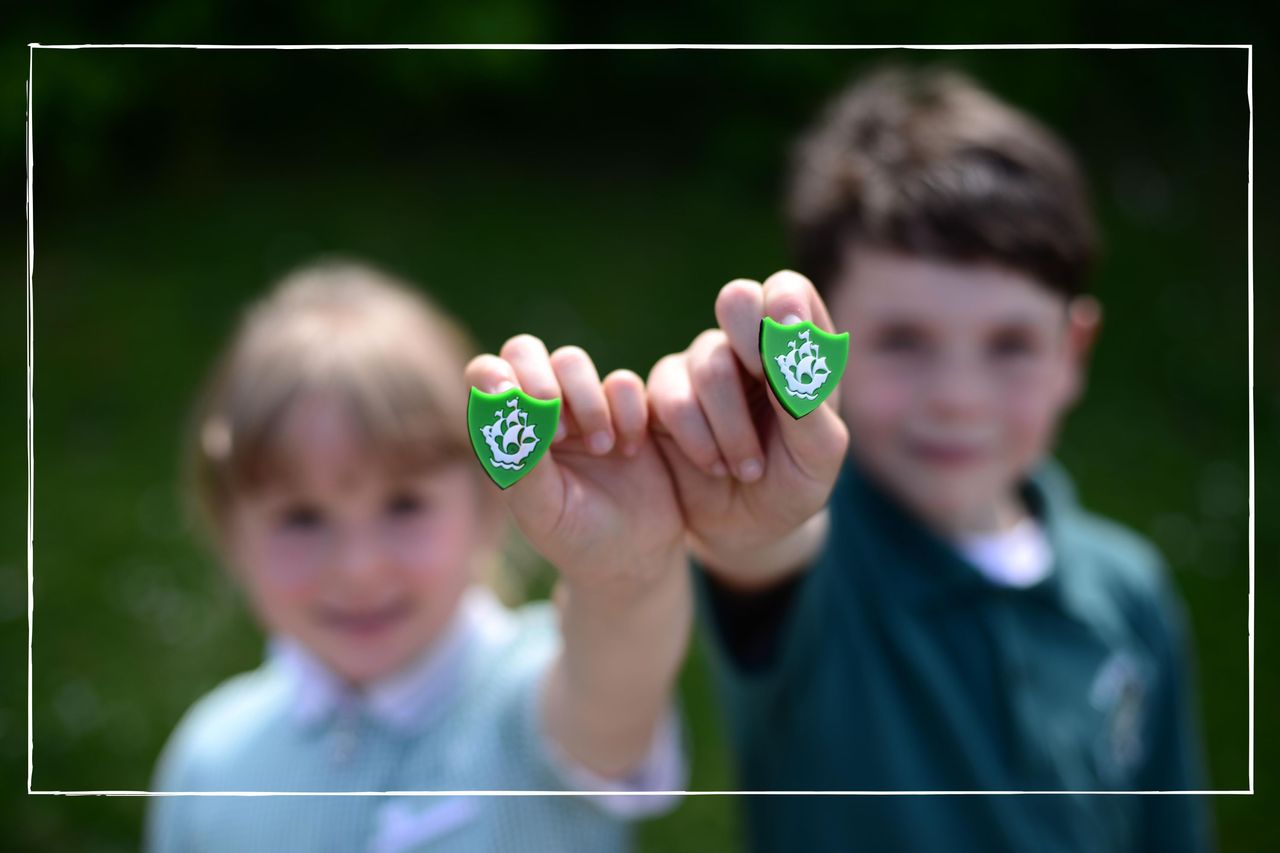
[829,245,1097,535]
[225,394,489,686]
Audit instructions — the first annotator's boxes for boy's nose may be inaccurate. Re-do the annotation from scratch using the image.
[926,358,989,418]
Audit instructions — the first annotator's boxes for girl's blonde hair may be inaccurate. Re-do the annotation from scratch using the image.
[186,259,480,541]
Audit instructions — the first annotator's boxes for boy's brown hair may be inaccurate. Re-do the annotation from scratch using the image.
[786,66,1098,298]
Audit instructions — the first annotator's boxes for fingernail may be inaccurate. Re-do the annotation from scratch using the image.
[589,431,614,455]
[738,459,763,483]
[781,313,803,327]
[710,461,729,478]
[494,380,517,393]
[554,422,567,443]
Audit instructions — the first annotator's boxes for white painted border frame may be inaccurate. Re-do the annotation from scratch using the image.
[25,42,1253,799]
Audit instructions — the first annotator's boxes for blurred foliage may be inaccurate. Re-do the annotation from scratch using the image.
[0,15,1272,853]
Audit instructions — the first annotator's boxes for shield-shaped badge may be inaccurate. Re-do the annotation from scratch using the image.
[760,318,849,419]
[467,387,561,489]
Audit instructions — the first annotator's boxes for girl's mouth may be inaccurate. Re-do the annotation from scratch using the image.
[316,599,412,638]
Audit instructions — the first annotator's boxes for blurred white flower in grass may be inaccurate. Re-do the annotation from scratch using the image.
[1198,460,1246,522]
[54,678,103,739]
[114,562,206,647]
[1149,512,1202,570]
[136,482,188,541]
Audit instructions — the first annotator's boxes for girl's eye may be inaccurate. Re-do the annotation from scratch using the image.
[280,504,324,531]
[386,492,426,518]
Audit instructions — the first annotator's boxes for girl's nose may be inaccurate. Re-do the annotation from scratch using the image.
[331,527,388,585]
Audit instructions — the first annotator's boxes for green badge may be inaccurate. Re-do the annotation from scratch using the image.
[467,387,561,489]
[760,318,849,419]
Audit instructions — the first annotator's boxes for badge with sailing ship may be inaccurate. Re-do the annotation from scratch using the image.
[760,318,849,419]
[467,387,561,489]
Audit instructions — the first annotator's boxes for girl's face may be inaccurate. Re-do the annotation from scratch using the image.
[225,393,488,686]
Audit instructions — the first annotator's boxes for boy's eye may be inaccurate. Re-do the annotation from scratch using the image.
[873,325,927,354]
[280,504,325,531]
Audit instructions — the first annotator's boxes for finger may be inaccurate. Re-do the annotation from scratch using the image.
[466,353,570,450]
[760,268,842,414]
[500,334,567,443]
[715,278,766,379]
[550,345,613,455]
[772,401,849,489]
[652,431,723,513]
[647,353,729,478]
[758,271,849,481]
[556,408,581,446]
[464,353,520,396]
[476,338,567,527]
[465,351,563,467]
[761,269,835,331]
[603,369,647,456]
[688,330,766,483]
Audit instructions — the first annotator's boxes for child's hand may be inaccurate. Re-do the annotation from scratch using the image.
[467,336,690,780]
[647,270,850,588]
[466,336,685,597]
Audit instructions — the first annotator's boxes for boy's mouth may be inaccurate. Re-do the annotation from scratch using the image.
[316,599,412,638]
[905,435,987,467]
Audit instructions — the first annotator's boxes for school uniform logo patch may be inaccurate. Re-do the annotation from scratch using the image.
[760,318,848,418]
[1088,651,1149,786]
[468,387,560,489]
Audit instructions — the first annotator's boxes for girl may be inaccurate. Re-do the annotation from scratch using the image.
[147,260,690,852]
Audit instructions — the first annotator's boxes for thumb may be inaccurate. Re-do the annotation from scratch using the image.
[768,372,849,485]
[761,327,849,484]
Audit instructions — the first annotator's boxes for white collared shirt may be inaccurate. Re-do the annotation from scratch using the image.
[954,515,1054,588]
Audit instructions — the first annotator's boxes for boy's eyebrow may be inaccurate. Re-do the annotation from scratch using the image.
[860,309,1061,332]
[861,310,931,326]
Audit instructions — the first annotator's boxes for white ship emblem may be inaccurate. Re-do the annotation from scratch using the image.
[774,329,832,400]
[481,399,540,470]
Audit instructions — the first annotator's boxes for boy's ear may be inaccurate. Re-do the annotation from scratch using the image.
[1063,295,1103,404]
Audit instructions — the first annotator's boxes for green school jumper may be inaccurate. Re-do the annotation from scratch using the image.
[147,594,677,852]
[699,455,1212,853]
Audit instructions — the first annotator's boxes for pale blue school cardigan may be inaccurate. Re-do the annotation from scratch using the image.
[146,587,683,852]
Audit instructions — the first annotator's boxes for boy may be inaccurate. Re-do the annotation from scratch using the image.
[647,68,1211,851]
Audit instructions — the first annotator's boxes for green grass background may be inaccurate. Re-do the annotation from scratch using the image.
[2,40,1271,851]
